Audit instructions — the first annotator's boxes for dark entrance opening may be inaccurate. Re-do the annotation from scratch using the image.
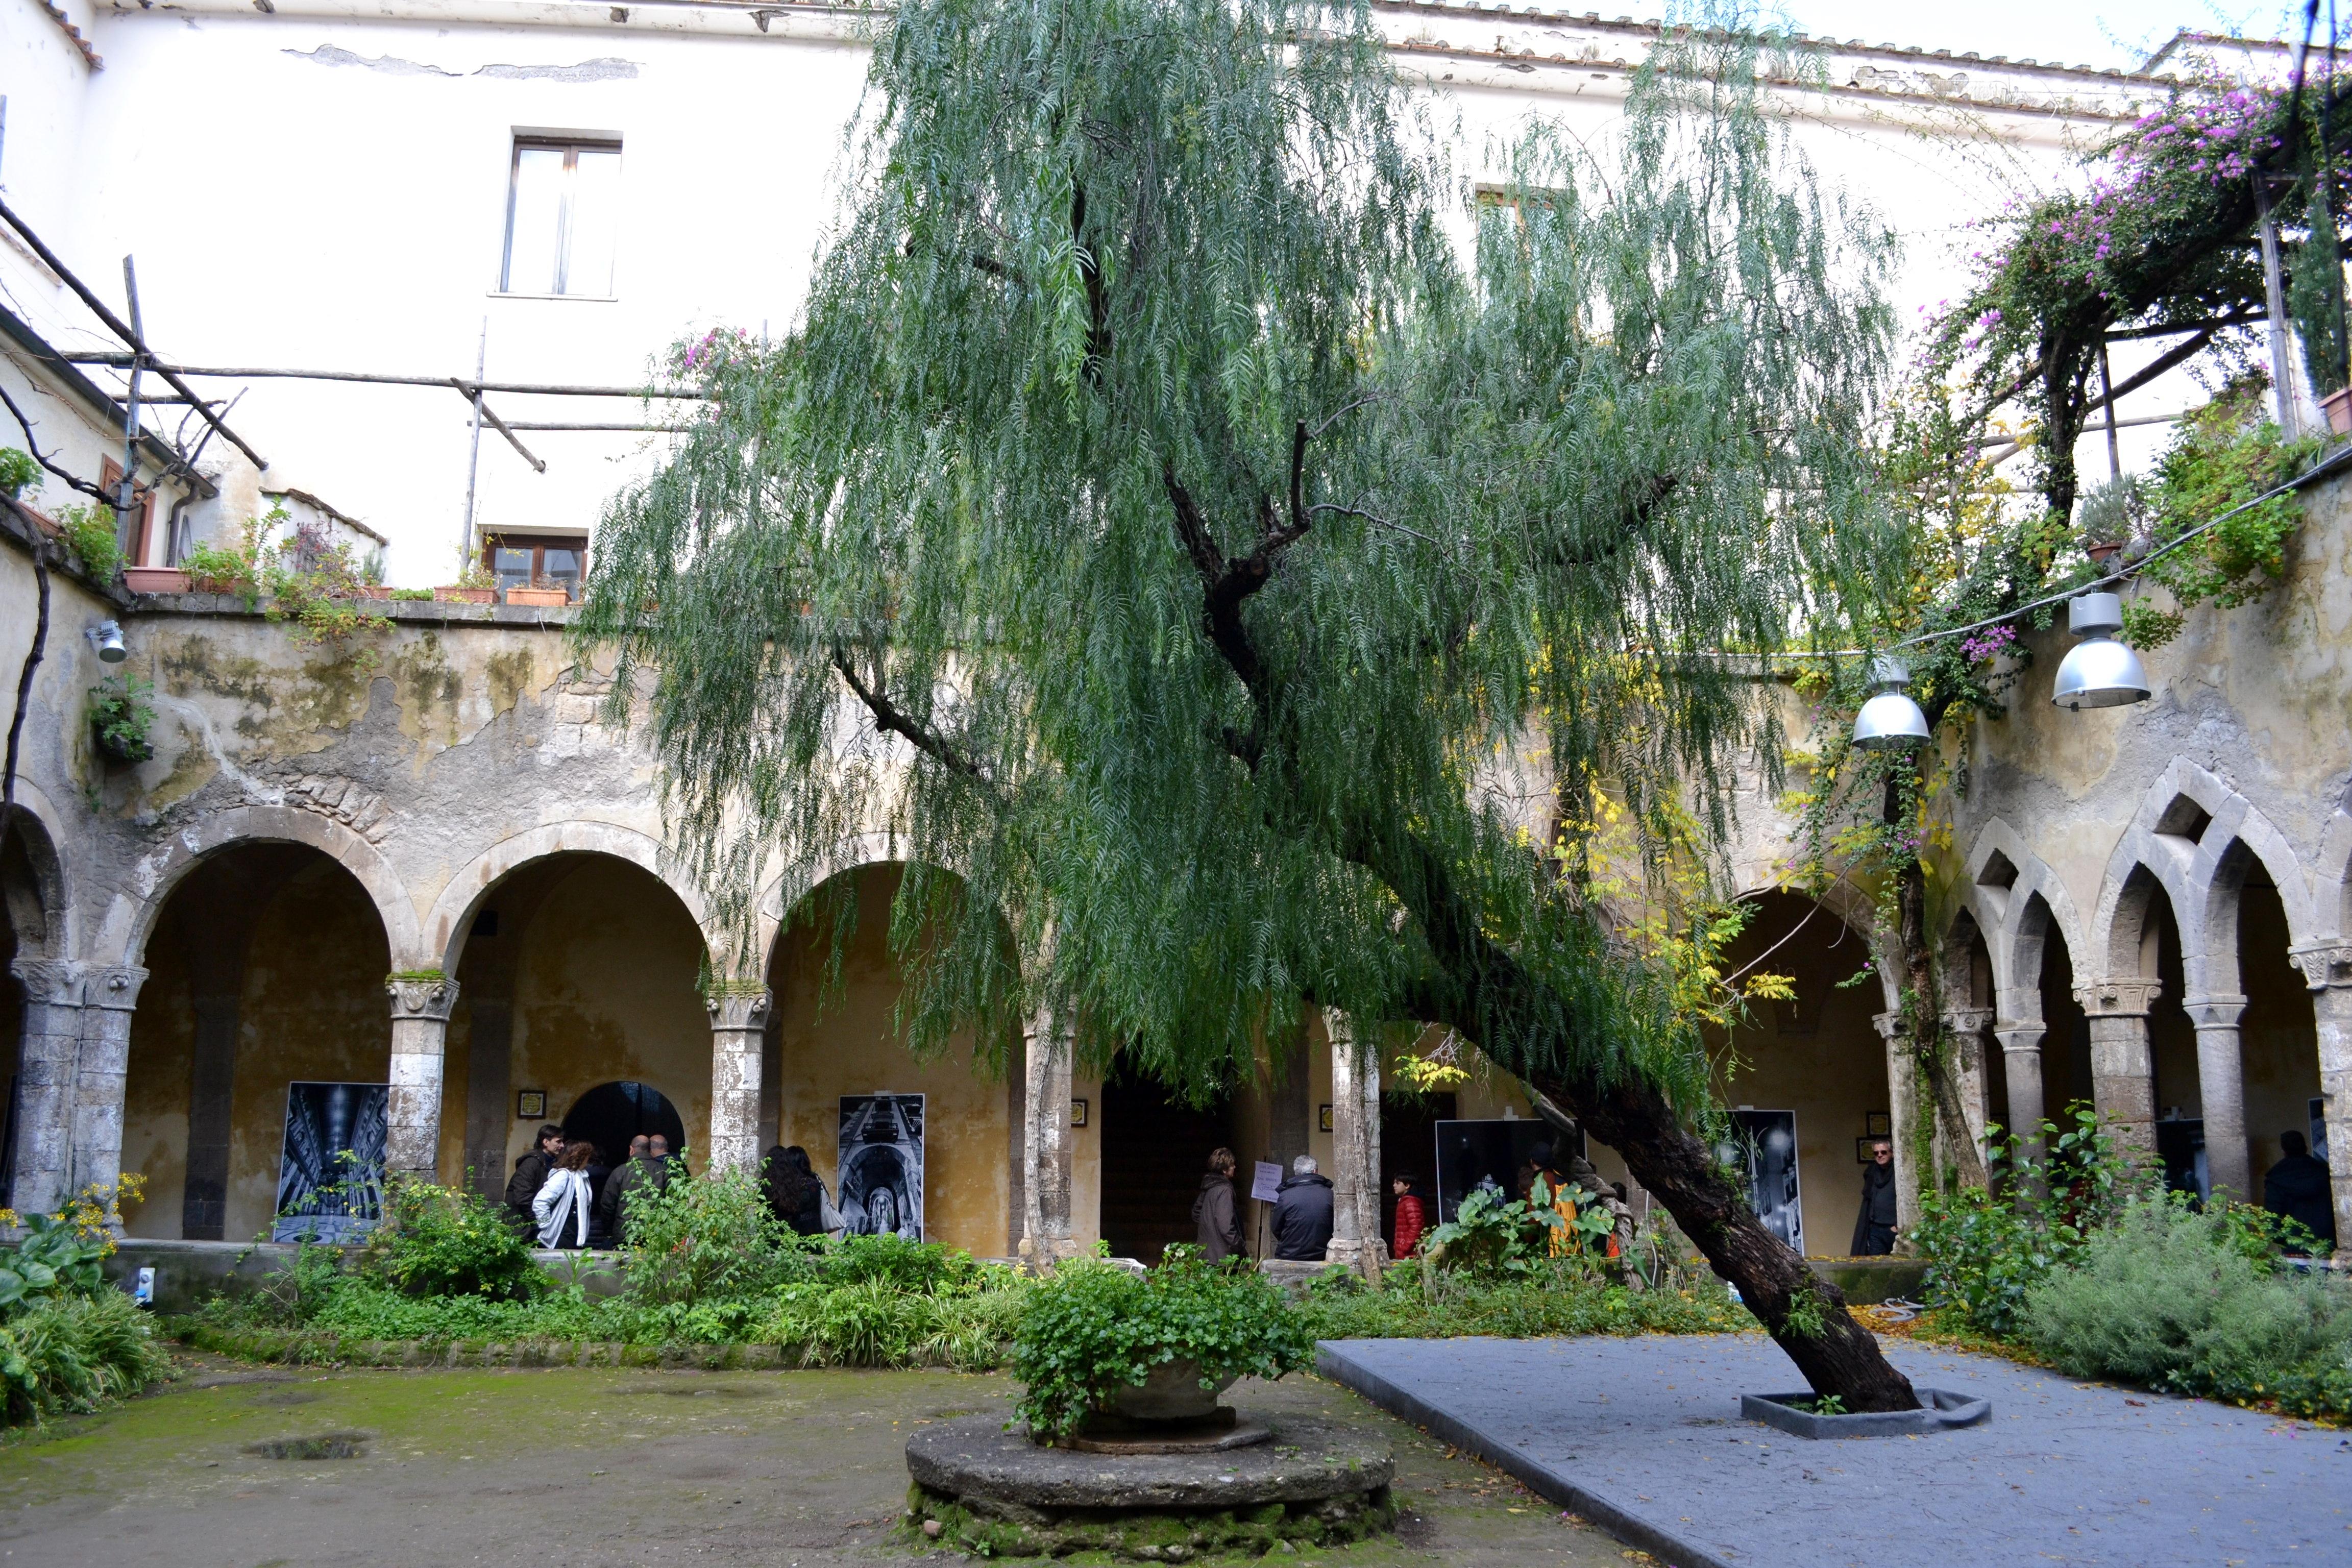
[561,1081,687,1171]
[1099,1069,1232,1265]
[1379,1090,1455,1255]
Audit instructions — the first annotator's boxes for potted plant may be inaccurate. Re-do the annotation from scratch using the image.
[505,576,569,608]
[434,562,497,604]
[88,674,156,765]
[122,565,192,594]
[1009,1248,1313,1444]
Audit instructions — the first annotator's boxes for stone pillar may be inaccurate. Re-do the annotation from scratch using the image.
[2075,978,2160,1156]
[1942,1006,1996,1167]
[385,975,459,1182]
[2181,993,2251,1199]
[6,959,82,1219]
[1993,1020,2048,1173]
[706,985,772,1175]
[69,966,146,1217]
[2288,942,2352,1241]
[1323,1010,1386,1277]
[1872,1011,1921,1234]
[1019,1007,1079,1265]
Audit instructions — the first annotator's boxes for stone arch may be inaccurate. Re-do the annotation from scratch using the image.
[0,780,72,959]
[423,821,714,974]
[1729,879,1902,1010]
[751,832,908,981]
[2314,806,2352,942]
[1961,819,2087,1024]
[99,804,419,969]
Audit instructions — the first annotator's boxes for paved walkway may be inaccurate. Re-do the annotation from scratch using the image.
[1317,1334,2352,1568]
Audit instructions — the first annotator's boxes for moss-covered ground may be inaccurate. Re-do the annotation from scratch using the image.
[0,1358,1639,1566]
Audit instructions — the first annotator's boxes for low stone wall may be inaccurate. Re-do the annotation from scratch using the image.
[1807,1257,1930,1305]
[176,1325,791,1370]
[101,1238,628,1315]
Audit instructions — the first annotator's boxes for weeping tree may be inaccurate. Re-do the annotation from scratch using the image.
[577,0,1922,1408]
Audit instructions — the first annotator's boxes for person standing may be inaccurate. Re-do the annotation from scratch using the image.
[600,1134,666,1243]
[1193,1147,1243,1262]
[650,1133,689,1180]
[764,1145,828,1236]
[1390,1173,1427,1259]
[505,1124,566,1233]
[1270,1154,1335,1261]
[2262,1131,2336,1252]
[1851,1140,1898,1256]
[533,1140,598,1250]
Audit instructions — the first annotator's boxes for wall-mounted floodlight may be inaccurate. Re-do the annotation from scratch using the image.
[2051,592,2149,711]
[1852,655,1930,751]
[86,620,126,664]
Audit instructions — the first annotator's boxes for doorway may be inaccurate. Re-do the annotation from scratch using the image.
[1098,1070,1232,1264]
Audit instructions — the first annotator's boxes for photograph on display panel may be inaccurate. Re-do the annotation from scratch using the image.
[1717,1109,1803,1255]
[273,1081,389,1243]
[1432,1118,1586,1223]
[838,1093,924,1240]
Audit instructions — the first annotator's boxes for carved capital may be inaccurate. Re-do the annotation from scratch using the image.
[9,958,84,1008]
[82,965,148,1013]
[2180,993,2249,1030]
[386,975,459,1022]
[706,986,772,1033]
[2288,942,2352,990]
[1993,1020,2048,1055]
[2075,977,2162,1017]
[1941,1008,1996,1036]
[1870,1010,1904,1042]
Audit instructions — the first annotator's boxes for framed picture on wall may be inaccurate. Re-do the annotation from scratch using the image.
[1865,1112,1891,1138]
[516,1090,547,1120]
[1071,1098,1088,1128]
[1318,1104,1333,1133]
[273,1081,389,1243]
[1717,1109,1803,1255]
[839,1094,924,1241]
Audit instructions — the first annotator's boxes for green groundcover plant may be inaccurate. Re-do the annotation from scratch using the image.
[0,1185,174,1428]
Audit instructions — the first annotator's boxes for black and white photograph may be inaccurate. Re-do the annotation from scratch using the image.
[272,1081,388,1243]
[838,1093,924,1240]
[1717,1109,1803,1254]
[1433,1117,1586,1223]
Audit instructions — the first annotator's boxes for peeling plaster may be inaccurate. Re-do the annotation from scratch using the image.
[475,58,640,82]
[283,44,457,76]
[283,47,641,83]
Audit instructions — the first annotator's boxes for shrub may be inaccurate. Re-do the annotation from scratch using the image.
[618,1166,816,1306]
[353,1179,548,1302]
[0,1290,173,1426]
[55,504,122,583]
[2022,1194,2352,1401]
[88,674,157,766]
[820,1232,986,1294]
[1011,1251,1314,1441]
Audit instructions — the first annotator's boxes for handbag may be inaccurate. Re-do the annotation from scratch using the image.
[818,1184,846,1235]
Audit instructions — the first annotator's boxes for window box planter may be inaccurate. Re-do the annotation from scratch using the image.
[504,585,570,607]
[122,566,191,595]
[354,584,396,600]
[434,586,497,604]
[1740,1386,1990,1439]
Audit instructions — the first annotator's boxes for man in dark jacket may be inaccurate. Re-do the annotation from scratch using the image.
[600,1134,671,1243]
[1192,1147,1244,1262]
[2262,1131,2336,1252]
[1851,1139,1898,1256]
[1271,1155,1335,1261]
[505,1125,566,1232]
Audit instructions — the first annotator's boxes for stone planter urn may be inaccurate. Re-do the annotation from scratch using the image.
[1106,1359,1236,1425]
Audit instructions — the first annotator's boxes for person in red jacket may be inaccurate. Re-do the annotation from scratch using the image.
[1390,1173,1428,1259]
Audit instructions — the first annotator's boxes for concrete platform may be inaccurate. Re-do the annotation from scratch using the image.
[1318,1333,2351,1568]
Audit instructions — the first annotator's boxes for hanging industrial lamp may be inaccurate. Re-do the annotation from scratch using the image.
[1851,655,1930,751]
[2050,592,2150,710]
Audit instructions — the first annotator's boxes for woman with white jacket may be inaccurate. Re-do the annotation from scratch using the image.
[533,1139,598,1249]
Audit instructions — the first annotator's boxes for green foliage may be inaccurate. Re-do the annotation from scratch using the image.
[0,1290,173,1428]
[389,587,436,601]
[2022,1194,2352,1404]
[352,1179,548,1302]
[1911,1106,2147,1336]
[182,526,265,601]
[2124,377,2326,649]
[1011,1252,1314,1440]
[87,674,156,765]
[617,1166,815,1306]
[0,1212,111,1315]
[573,0,1897,1136]
[0,447,38,499]
[56,504,121,583]
[1419,1178,1608,1281]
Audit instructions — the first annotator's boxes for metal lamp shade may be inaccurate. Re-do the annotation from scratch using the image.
[1852,689,1930,750]
[2051,635,2149,710]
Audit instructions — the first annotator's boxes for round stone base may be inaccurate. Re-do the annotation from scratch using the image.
[904,1411,1394,1560]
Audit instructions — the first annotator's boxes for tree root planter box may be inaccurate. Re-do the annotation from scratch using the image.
[1741,1387,1989,1439]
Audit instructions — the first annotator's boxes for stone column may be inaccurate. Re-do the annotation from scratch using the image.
[69,965,146,1218]
[6,959,82,1219]
[385,975,459,1182]
[2074,977,2160,1157]
[1323,1010,1387,1278]
[706,985,772,1175]
[1019,1007,1078,1265]
[1872,1011,1921,1234]
[1993,1019,2048,1173]
[2288,942,2352,1242]
[1942,1007,1996,1167]
[2181,992,2251,1199]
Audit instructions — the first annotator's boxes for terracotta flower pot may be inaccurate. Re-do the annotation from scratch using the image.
[504,585,570,607]
[2322,386,2352,436]
[355,584,396,600]
[434,586,497,604]
[122,566,191,595]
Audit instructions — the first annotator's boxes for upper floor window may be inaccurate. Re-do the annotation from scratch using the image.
[483,531,588,599]
[500,137,621,298]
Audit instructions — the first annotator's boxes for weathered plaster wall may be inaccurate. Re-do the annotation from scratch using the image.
[768,865,1011,1258]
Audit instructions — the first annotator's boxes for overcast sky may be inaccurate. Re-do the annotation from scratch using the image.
[1758,1,2317,74]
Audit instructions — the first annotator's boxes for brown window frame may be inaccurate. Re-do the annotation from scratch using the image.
[482,532,590,599]
[98,457,156,568]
